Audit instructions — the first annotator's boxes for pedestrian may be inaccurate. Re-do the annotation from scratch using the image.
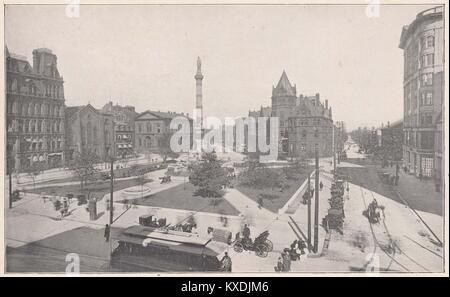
[104,224,110,242]
[282,249,291,272]
[290,240,298,250]
[319,181,324,191]
[220,252,232,272]
[275,256,284,272]
[242,224,251,240]
[297,239,306,255]
[310,187,315,198]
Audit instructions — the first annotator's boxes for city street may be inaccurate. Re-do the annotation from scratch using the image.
[6,141,444,273]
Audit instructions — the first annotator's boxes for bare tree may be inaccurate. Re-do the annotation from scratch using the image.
[27,162,45,191]
[68,151,99,192]
[158,132,179,163]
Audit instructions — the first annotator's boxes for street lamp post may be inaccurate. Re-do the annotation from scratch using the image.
[313,145,320,253]
[109,156,114,225]
[7,145,14,209]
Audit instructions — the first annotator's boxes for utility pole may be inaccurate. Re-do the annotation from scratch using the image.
[314,145,320,253]
[9,163,13,209]
[7,147,13,209]
[307,175,312,251]
[337,122,341,165]
[109,156,114,225]
[333,125,337,179]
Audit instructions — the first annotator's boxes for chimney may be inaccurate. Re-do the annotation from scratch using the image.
[315,93,320,106]
[387,121,390,127]
[325,99,328,109]
[32,50,39,74]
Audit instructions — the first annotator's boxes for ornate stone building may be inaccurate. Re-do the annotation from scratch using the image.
[248,71,334,158]
[101,102,138,159]
[6,47,65,172]
[399,6,444,182]
[287,94,333,158]
[64,104,114,162]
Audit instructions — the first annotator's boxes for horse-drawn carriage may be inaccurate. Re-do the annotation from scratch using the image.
[362,200,383,224]
[159,176,172,184]
[139,214,167,228]
[233,230,273,258]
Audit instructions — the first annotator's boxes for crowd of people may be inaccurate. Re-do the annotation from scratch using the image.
[275,239,307,272]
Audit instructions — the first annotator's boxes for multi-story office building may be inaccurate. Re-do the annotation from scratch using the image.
[6,47,65,172]
[399,6,444,181]
[101,102,138,159]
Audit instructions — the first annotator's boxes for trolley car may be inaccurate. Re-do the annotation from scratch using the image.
[111,225,229,272]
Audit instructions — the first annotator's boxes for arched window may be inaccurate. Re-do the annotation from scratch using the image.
[93,126,98,145]
[60,122,64,133]
[30,120,35,133]
[86,122,93,145]
[12,79,18,93]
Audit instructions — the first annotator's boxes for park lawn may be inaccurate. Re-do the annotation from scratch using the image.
[234,166,314,213]
[25,177,153,201]
[118,183,240,216]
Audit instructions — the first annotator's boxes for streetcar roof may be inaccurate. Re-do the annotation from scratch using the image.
[114,232,228,258]
[121,225,211,246]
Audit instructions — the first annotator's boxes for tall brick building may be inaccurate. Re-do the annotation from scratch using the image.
[399,6,444,183]
[286,94,333,158]
[6,47,65,172]
[101,102,138,159]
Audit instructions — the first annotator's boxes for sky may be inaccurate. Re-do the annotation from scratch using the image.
[5,4,438,131]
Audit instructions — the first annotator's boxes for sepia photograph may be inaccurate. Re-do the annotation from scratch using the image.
[1,0,448,277]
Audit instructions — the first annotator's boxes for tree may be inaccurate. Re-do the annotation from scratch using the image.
[68,151,99,192]
[27,162,45,191]
[158,132,179,163]
[189,152,230,198]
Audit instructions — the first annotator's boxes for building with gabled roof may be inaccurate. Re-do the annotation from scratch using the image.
[64,104,114,162]
[134,110,192,154]
[246,71,335,158]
